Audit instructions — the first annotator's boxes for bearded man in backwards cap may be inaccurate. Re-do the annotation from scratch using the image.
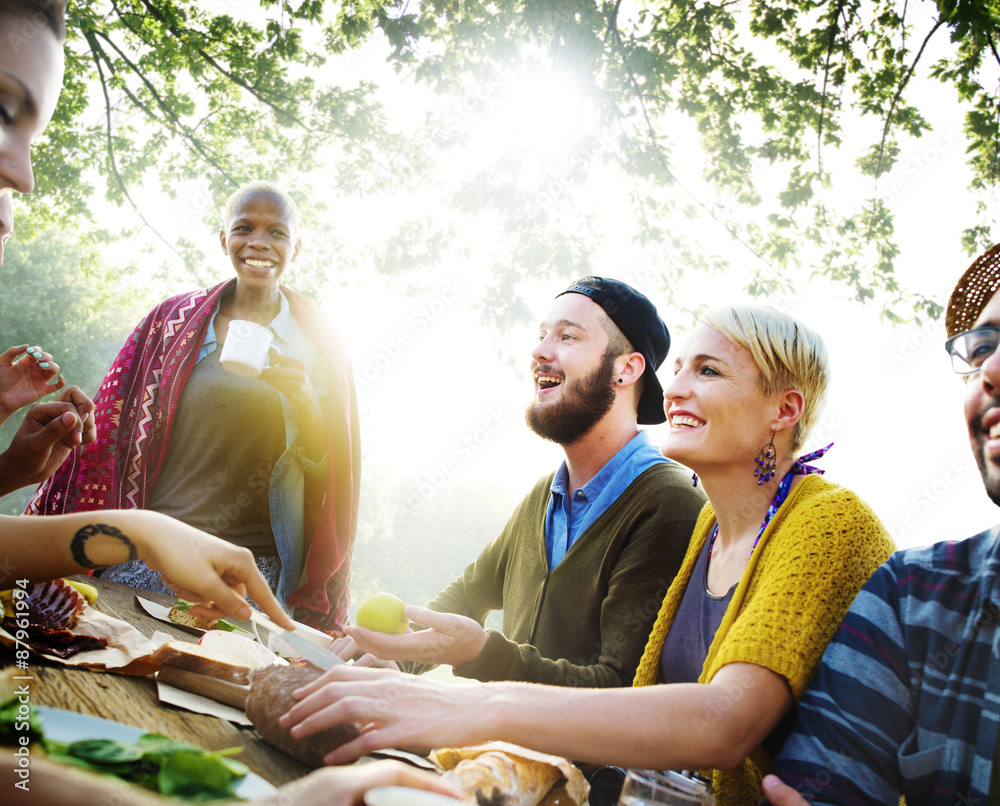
[335,276,706,687]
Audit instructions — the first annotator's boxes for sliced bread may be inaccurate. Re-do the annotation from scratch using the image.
[152,640,252,685]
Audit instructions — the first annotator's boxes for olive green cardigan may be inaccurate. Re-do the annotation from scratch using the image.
[415,460,706,686]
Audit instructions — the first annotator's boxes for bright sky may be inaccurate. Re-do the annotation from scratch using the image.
[61,4,1000,553]
[316,23,997,552]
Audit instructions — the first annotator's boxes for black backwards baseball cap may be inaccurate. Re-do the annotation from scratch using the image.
[557,277,670,425]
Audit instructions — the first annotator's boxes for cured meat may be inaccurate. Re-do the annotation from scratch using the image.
[2,580,106,659]
[23,579,85,630]
[2,619,107,658]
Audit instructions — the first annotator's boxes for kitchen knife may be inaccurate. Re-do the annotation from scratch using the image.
[248,610,343,671]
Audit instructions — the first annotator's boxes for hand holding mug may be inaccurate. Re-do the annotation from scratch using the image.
[219,320,279,378]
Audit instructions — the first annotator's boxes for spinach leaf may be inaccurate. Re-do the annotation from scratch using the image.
[159,750,240,801]
[67,738,144,764]
[40,731,248,801]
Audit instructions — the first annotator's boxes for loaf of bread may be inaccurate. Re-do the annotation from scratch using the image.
[151,640,252,684]
[439,750,562,806]
[246,664,361,767]
[431,743,589,806]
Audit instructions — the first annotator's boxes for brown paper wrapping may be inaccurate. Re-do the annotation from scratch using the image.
[0,603,158,675]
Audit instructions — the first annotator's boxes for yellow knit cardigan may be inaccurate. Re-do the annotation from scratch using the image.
[632,475,895,806]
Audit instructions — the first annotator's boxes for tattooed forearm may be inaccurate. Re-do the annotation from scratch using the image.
[70,523,138,569]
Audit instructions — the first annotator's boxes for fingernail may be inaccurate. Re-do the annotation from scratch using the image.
[15,344,27,349]
[38,362,49,368]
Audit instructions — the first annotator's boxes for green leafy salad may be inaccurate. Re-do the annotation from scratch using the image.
[1,679,249,801]
[43,732,249,801]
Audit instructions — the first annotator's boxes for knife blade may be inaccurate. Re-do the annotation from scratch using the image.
[248,610,343,671]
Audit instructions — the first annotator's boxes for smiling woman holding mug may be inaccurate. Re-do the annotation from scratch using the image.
[29,181,361,631]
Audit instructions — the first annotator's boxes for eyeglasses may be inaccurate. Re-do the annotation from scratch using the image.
[945,325,1000,375]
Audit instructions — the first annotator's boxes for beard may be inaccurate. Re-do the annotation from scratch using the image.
[970,403,1000,508]
[525,349,618,445]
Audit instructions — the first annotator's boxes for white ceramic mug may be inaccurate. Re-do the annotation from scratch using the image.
[219,319,277,378]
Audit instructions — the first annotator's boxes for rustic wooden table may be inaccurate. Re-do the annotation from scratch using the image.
[0,575,313,788]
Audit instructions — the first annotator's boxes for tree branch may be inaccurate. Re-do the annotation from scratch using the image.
[870,17,946,182]
[865,16,946,238]
[104,0,397,185]
[90,29,239,187]
[84,33,193,270]
[134,0,316,132]
[816,1,848,181]
[604,0,622,45]
[987,28,1000,70]
[607,14,789,282]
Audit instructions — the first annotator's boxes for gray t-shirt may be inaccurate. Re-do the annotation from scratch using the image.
[659,534,735,684]
[147,347,286,556]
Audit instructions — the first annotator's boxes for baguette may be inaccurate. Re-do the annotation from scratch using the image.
[431,743,589,806]
[440,750,561,806]
[152,640,252,685]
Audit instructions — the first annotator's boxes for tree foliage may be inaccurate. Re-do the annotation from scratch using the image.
[323,0,1000,322]
[28,0,422,288]
[0,231,153,514]
[24,0,1000,325]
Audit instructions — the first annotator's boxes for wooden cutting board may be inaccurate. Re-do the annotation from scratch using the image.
[156,665,250,710]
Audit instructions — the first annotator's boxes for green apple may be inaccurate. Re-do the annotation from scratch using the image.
[356,592,408,634]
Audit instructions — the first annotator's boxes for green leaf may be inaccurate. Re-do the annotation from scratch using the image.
[158,750,242,800]
[66,739,145,765]
[212,619,250,634]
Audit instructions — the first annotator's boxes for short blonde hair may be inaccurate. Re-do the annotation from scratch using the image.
[221,180,300,234]
[700,306,829,452]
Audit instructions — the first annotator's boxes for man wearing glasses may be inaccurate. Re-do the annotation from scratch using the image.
[763,243,1000,806]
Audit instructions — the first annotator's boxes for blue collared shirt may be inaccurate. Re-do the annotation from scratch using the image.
[544,431,668,570]
[198,291,327,607]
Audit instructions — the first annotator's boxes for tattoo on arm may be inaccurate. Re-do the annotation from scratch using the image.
[70,524,138,569]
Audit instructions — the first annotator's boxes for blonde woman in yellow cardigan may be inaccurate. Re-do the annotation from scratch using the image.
[277,306,895,806]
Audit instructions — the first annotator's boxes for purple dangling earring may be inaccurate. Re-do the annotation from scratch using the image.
[753,431,777,484]
[691,473,699,488]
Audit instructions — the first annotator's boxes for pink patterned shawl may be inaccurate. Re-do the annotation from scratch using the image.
[27,279,361,630]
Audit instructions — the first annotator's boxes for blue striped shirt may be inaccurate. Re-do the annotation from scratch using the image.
[772,526,1000,806]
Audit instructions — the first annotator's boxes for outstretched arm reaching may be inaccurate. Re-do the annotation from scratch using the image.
[0,510,295,629]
